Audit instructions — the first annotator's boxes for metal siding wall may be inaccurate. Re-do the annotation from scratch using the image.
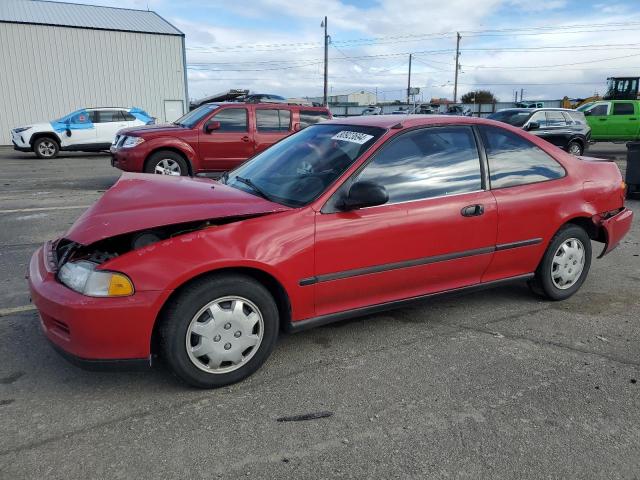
[0,23,185,144]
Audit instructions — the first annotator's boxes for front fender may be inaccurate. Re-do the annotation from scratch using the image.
[145,137,198,165]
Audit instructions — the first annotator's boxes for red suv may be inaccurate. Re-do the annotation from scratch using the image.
[110,103,331,175]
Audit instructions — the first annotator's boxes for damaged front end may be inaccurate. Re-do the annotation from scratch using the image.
[53,214,266,273]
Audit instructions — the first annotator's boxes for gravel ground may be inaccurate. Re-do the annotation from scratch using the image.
[0,143,638,479]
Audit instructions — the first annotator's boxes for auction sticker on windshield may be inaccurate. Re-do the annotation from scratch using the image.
[331,131,374,144]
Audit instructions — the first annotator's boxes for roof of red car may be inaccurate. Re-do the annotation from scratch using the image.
[323,114,497,129]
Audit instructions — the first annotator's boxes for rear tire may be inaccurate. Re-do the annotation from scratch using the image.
[33,137,59,159]
[145,150,188,176]
[567,140,583,156]
[159,274,279,388]
[529,224,591,301]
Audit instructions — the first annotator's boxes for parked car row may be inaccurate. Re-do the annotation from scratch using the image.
[488,108,590,156]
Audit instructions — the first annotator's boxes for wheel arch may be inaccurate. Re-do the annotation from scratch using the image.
[144,145,195,176]
[29,131,62,147]
[563,215,605,242]
[150,266,292,357]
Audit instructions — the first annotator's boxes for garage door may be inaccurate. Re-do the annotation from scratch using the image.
[164,100,184,123]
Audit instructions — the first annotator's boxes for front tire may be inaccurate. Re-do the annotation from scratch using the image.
[159,274,279,388]
[529,224,591,301]
[145,150,188,176]
[33,137,59,159]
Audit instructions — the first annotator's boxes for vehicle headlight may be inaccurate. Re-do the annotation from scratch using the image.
[121,136,145,148]
[13,126,31,133]
[58,260,134,297]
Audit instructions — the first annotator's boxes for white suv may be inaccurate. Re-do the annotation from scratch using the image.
[11,107,154,159]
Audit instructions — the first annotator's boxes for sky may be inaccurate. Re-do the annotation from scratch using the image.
[54,0,640,103]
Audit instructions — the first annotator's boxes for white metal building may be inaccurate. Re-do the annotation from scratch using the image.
[0,0,188,144]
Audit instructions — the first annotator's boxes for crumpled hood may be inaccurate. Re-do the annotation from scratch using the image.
[65,173,291,245]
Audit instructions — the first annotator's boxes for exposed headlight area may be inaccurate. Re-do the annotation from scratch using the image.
[121,136,145,148]
[58,260,134,297]
[13,126,32,133]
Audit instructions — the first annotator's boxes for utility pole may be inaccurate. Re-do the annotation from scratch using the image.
[453,32,461,103]
[322,16,329,107]
[407,53,412,105]
[520,88,524,102]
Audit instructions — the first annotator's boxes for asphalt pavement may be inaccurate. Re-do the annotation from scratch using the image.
[0,144,638,479]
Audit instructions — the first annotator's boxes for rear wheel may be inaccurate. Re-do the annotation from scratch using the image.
[567,140,583,156]
[145,151,188,176]
[159,274,279,388]
[529,224,591,300]
[33,137,59,159]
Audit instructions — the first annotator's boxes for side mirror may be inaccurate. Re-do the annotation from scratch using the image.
[340,181,389,211]
[526,121,540,131]
[204,120,221,133]
[583,111,592,116]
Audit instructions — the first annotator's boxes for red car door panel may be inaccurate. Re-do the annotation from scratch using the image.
[198,107,254,171]
[313,125,497,317]
[314,191,497,316]
[477,125,570,282]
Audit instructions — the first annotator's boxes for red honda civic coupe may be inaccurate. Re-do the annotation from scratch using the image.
[28,115,632,388]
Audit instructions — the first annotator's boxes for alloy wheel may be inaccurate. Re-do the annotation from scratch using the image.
[38,140,56,158]
[154,158,182,175]
[186,296,264,374]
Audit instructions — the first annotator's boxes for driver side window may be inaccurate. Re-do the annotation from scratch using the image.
[354,126,483,204]
[212,108,248,132]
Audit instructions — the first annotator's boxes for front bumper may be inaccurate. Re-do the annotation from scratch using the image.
[27,243,171,366]
[596,207,633,258]
[11,130,30,150]
[110,146,146,172]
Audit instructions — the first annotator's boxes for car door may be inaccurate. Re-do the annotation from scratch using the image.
[57,110,97,148]
[198,107,254,171]
[539,111,571,148]
[477,125,569,282]
[253,108,292,154]
[584,102,610,140]
[313,125,497,317]
[607,102,637,140]
[93,110,128,147]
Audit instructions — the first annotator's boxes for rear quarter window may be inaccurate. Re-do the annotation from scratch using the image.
[479,125,565,189]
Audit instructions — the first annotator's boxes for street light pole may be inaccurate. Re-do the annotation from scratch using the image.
[322,16,328,107]
[453,32,461,103]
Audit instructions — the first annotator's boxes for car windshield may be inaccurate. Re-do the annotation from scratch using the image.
[488,110,532,127]
[174,104,219,127]
[221,124,385,207]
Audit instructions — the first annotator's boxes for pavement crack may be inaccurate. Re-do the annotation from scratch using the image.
[444,322,640,368]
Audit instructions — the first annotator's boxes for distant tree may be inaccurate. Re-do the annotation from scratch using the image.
[461,90,497,104]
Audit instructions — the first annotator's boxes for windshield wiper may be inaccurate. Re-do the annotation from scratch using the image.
[234,176,275,202]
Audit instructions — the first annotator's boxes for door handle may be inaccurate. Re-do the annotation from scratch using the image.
[598,118,607,121]
[461,204,484,217]
[241,135,250,142]
[630,118,637,121]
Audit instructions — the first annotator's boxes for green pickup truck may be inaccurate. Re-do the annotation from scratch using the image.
[582,100,640,141]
